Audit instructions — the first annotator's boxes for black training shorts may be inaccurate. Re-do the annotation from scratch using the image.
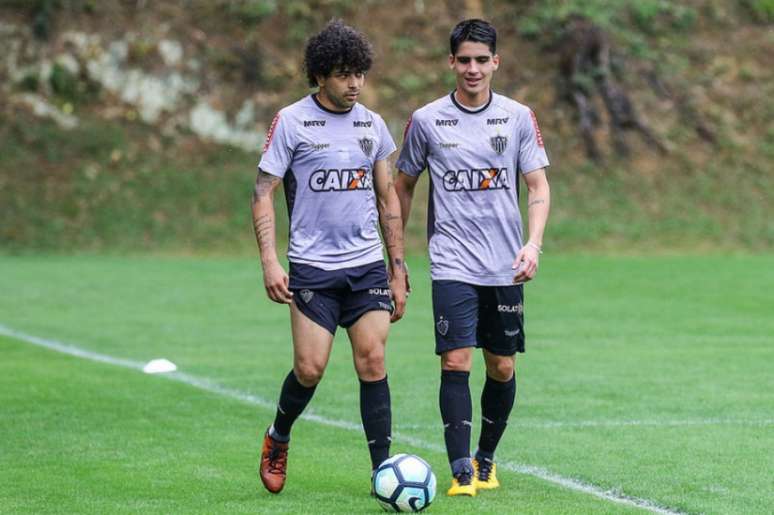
[289,260,393,335]
[431,280,525,356]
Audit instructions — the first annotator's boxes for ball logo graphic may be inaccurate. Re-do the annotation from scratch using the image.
[372,454,436,512]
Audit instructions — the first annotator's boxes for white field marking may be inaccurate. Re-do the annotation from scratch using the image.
[0,323,682,515]
[395,417,774,431]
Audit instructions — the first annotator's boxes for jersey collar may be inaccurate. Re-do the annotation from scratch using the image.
[311,93,354,115]
[450,89,493,114]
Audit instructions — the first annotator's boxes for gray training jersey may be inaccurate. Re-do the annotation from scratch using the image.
[259,95,397,270]
[396,91,549,286]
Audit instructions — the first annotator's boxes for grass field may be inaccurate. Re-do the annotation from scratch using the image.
[1,254,772,514]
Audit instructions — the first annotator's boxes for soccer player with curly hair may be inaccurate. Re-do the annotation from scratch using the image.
[395,19,551,497]
[252,20,407,494]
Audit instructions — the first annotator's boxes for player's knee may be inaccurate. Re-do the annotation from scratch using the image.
[441,349,472,372]
[354,347,385,379]
[486,358,514,382]
[294,362,325,386]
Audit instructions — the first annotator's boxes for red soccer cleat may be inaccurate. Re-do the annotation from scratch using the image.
[259,429,289,494]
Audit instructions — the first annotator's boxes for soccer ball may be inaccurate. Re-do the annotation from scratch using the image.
[372,454,436,512]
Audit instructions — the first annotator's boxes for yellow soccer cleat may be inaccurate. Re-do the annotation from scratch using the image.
[473,457,500,490]
[447,475,477,497]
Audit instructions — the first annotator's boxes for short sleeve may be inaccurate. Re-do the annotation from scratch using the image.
[395,113,428,176]
[258,111,295,178]
[517,109,550,175]
[374,115,397,162]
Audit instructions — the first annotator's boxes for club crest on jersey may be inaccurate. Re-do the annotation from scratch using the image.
[490,135,508,155]
[309,168,372,192]
[358,137,374,157]
[443,167,510,191]
[436,316,449,336]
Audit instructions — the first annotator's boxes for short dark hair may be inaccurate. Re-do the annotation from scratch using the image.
[450,19,497,55]
[303,20,373,88]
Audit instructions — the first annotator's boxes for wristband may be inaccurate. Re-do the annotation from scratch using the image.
[527,241,543,254]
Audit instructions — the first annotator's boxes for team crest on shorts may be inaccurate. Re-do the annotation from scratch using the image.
[299,289,314,303]
[436,316,449,336]
[359,137,374,157]
[490,135,507,155]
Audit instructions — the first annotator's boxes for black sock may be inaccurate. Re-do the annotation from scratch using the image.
[271,370,317,438]
[440,370,472,468]
[360,376,392,469]
[477,373,516,458]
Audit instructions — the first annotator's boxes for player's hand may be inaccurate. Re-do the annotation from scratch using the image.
[263,261,293,304]
[512,243,540,284]
[389,269,408,323]
[404,262,412,297]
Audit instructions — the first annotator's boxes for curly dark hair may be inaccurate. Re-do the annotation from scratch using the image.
[303,19,373,88]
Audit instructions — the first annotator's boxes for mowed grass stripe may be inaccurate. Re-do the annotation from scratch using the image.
[1,254,772,513]
[0,325,675,514]
[0,335,648,514]
[0,334,375,514]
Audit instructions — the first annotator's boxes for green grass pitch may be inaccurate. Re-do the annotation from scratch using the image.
[1,254,772,514]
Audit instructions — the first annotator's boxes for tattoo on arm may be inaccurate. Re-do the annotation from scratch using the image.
[252,214,274,251]
[379,211,404,265]
[528,198,546,207]
[253,170,280,202]
[251,170,280,255]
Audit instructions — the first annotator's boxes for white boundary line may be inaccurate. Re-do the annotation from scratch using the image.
[395,418,774,431]
[0,323,683,515]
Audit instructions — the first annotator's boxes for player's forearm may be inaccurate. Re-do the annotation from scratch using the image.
[526,180,550,247]
[252,200,279,266]
[394,175,416,230]
[251,171,281,266]
[377,193,406,276]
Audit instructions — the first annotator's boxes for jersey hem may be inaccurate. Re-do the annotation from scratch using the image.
[521,161,550,175]
[289,249,385,271]
[430,272,517,287]
[257,163,285,178]
[395,162,424,176]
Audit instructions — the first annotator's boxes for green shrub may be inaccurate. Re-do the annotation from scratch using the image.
[228,0,278,24]
[18,73,40,93]
[745,0,774,22]
[629,0,662,32]
[519,1,696,47]
[49,63,78,100]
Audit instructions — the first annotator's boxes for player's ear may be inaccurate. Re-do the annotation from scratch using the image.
[492,53,500,70]
[315,74,326,88]
[448,54,455,69]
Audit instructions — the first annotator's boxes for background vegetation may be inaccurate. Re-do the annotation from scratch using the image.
[1,0,772,254]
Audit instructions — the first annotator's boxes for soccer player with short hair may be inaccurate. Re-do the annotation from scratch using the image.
[252,20,407,494]
[395,19,551,497]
